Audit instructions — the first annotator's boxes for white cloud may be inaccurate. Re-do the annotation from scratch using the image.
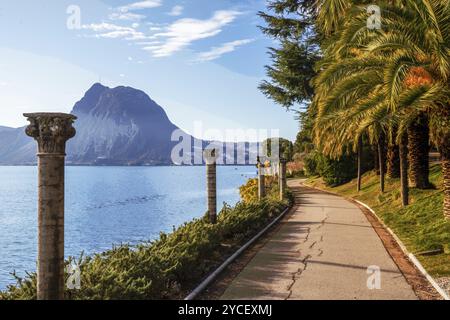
[146,10,242,57]
[168,5,183,16]
[81,23,147,40]
[109,12,145,21]
[136,40,161,45]
[197,39,255,62]
[119,0,162,12]
[81,23,130,32]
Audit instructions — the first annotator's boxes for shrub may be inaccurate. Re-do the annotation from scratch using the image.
[317,154,357,187]
[303,152,319,176]
[304,151,358,187]
[239,175,282,203]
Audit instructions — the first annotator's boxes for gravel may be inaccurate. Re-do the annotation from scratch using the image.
[436,277,450,297]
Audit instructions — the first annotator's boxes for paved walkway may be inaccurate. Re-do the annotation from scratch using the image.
[221,179,417,300]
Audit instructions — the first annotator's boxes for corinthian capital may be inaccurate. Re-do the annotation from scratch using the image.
[24,113,77,155]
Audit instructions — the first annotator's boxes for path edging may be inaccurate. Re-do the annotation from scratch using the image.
[184,205,292,300]
[353,199,450,301]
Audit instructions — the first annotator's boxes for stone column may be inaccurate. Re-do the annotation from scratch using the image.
[204,148,218,224]
[24,113,77,300]
[257,158,265,200]
[279,159,287,200]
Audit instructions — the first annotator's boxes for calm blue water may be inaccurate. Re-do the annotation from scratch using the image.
[0,166,256,290]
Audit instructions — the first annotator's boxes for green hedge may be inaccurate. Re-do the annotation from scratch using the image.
[1,195,291,300]
[304,151,376,187]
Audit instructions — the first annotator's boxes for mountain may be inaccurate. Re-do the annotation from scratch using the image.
[0,83,258,165]
[0,84,186,165]
[67,83,185,165]
[0,126,35,164]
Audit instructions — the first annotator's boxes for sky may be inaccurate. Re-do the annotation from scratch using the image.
[0,0,299,141]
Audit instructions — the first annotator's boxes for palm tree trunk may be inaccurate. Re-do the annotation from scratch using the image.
[442,148,450,220]
[408,113,431,189]
[399,133,409,207]
[357,136,362,192]
[373,144,380,175]
[387,143,400,178]
[378,134,386,193]
[439,122,450,219]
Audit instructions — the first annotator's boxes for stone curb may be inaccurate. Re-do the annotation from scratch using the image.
[353,199,450,301]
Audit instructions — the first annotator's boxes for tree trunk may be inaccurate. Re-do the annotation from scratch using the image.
[399,133,409,207]
[438,109,450,218]
[373,144,380,175]
[442,146,450,220]
[357,136,363,192]
[408,113,431,189]
[387,143,400,178]
[378,134,386,193]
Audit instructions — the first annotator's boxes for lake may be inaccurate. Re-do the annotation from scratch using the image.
[0,165,256,290]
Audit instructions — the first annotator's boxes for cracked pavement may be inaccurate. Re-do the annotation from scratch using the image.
[220,179,417,300]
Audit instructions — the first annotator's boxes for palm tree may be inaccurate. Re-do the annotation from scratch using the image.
[366,0,449,216]
[407,112,431,188]
[312,4,392,193]
[314,0,449,218]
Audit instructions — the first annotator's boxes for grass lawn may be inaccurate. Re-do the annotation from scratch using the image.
[305,164,450,277]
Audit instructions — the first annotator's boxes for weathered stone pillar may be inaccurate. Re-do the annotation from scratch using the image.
[279,159,287,200]
[257,158,265,200]
[24,113,76,300]
[204,148,218,224]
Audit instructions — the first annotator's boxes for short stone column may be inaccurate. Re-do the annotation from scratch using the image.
[279,159,287,200]
[257,158,265,200]
[24,113,77,300]
[204,148,218,224]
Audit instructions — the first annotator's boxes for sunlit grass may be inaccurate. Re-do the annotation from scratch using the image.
[306,164,450,277]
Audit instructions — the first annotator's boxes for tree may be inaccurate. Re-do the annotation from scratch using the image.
[407,113,431,188]
[366,0,449,215]
[399,132,409,206]
[313,0,449,217]
[258,0,320,109]
[387,127,400,178]
[264,137,294,162]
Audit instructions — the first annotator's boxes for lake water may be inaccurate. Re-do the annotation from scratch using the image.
[0,166,256,290]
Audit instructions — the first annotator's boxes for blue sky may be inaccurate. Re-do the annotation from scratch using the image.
[0,0,299,141]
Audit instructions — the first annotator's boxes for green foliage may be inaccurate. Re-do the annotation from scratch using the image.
[263,137,294,161]
[303,152,319,176]
[0,187,290,300]
[259,42,319,108]
[258,1,320,108]
[303,151,357,186]
[239,176,285,203]
[239,178,259,203]
[293,112,315,154]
